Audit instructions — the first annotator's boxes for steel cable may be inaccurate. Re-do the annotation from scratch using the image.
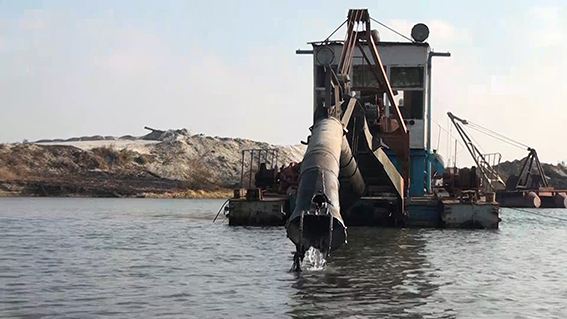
[369,17,414,42]
[465,122,529,150]
[462,124,486,154]
[324,19,347,42]
[507,207,567,222]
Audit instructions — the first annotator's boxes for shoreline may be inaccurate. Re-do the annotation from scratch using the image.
[0,178,233,199]
[0,188,233,199]
[141,189,233,199]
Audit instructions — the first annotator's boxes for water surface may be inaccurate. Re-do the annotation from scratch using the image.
[1,198,567,318]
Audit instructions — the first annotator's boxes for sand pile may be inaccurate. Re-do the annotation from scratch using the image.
[0,128,306,197]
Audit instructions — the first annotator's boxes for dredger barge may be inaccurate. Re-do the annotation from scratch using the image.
[223,9,501,270]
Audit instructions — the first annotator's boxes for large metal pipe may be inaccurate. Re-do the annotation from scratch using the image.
[554,193,567,208]
[498,191,541,208]
[339,135,366,210]
[287,117,347,254]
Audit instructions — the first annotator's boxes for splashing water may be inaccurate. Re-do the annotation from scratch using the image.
[305,247,327,271]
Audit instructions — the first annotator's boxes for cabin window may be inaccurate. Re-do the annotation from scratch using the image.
[352,57,379,87]
[315,65,339,88]
[352,65,379,87]
[389,90,424,120]
[388,66,425,120]
[390,67,424,88]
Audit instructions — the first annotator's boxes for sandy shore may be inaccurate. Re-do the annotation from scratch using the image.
[0,186,233,199]
[141,189,233,199]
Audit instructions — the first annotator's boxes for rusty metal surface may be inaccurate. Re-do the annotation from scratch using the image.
[340,9,410,192]
[448,112,506,192]
[372,148,404,199]
[287,8,418,270]
[441,201,500,229]
[228,199,287,226]
[286,117,346,256]
[496,191,541,208]
[239,148,280,190]
[339,135,366,210]
[340,98,357,127]
[516,148,549,189]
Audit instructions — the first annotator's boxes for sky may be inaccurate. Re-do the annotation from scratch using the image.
[0,0,566,166]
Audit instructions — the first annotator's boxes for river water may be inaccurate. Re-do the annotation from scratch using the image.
[1,198,567,318]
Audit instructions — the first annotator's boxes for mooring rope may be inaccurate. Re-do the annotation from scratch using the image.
[507,207,567,222]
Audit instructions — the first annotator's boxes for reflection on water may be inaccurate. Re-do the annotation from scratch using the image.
[289,228,443,319]
[1,199,567,318]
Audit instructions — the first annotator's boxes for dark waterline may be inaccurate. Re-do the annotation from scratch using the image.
[1,198,567,318]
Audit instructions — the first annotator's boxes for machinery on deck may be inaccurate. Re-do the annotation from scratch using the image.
[223,9,500,272]
[287,9,411,271]
[447,112,506,193]
[448,112,567,208]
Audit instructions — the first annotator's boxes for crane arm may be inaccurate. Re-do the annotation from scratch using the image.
[447,112,506,191]
[333,9,410,191]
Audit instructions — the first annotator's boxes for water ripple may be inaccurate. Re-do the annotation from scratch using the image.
[1,199,567,318]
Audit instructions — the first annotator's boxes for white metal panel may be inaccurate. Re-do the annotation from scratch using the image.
[407,120,425,149]
[311,42,431,150]
[373,45,428,66]
[314,43,428,67]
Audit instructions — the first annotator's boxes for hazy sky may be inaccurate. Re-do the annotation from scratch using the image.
[1,0,566,166]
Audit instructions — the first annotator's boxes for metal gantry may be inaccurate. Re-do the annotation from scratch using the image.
[447,112,506,192]
[318,8,411,193]
[515,148,549,189]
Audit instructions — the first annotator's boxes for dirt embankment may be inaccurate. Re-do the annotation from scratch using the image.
[0,129,306,198]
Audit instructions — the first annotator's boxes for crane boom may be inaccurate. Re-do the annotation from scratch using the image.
[448,112,550,192]
[330,9,410,191]
[287,9,410,271]
[447,112,506,191]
